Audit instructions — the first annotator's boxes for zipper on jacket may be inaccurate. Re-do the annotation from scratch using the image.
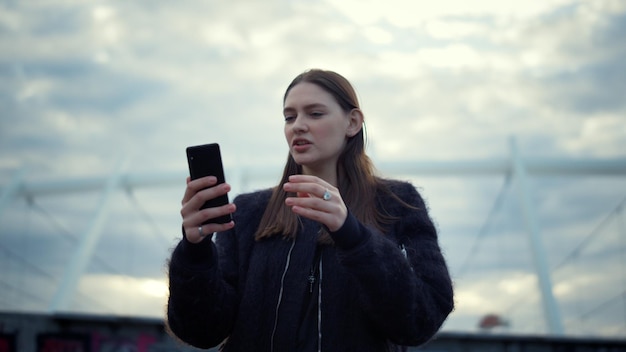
[270,238,297,352]
[308,246,322,293]
[317,256,323,352]
[308,246,323,351]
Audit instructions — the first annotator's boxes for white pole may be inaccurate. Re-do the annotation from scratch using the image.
[48,157,129,312]
[510,137,564,335]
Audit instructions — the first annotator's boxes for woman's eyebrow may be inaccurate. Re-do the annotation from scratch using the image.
[304,103,327,110]
[283,103,328,114]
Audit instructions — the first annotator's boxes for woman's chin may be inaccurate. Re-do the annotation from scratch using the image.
[291,155,314,166]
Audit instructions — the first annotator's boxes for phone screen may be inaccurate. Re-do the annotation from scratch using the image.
[186,143,231,224]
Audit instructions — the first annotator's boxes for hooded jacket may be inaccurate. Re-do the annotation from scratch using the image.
[167,179,454,351]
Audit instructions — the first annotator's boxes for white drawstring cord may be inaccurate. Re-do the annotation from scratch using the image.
[270,238,297,352]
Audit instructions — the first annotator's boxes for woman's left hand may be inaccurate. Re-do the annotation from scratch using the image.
[283,175,347,232]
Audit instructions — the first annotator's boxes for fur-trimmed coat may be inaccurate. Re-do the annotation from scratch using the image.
[167,179,454,351]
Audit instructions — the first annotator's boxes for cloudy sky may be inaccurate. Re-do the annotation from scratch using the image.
[1,0,625,339]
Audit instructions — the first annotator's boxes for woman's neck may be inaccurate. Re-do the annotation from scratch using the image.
[302,165,338,187]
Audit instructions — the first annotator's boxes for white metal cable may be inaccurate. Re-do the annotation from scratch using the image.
[456,174,512,279]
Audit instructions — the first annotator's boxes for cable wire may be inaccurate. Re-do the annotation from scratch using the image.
[552,197,626,272]
[25,200,120,312]
[504,197,626,320]
[0,202,116,313]
[29,199,124,275]
[579,290,626,321]
[124,187,177,247]
[0,278,49,306]
[0,243,57,280]
[456,173,512,279]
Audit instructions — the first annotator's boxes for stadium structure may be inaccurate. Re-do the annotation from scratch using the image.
[1,139,625,351]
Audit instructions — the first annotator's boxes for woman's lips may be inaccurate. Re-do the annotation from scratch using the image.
[292,138,312,152]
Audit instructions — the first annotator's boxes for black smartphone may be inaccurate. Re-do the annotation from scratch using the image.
[186,143,232,224]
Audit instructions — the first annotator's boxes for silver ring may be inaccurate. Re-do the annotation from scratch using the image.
[198,225,204,237]
[322,189,332,201]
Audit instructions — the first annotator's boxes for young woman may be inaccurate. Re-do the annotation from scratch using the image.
[167,69,454,351]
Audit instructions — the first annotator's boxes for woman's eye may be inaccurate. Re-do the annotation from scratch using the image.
[310,111,323,117]
[284,116,295,122]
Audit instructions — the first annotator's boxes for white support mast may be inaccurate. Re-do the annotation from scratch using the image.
[48,158,129,312]
[509,138,564,335]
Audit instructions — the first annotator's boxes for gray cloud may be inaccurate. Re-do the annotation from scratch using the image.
[1,0,625,338]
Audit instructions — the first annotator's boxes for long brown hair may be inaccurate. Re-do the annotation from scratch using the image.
[255,69,395,242]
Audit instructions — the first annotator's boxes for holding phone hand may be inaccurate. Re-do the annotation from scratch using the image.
[181,176,236,243]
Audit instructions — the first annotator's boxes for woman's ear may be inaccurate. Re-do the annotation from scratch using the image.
[346,109,364,137]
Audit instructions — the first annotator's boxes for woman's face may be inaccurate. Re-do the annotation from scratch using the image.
[283,82,360,174]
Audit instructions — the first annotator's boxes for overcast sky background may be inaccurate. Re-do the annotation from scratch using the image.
[1,0,625,340]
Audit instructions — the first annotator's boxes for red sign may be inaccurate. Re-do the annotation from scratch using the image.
[0,333,16,352]
[37,333,90,352]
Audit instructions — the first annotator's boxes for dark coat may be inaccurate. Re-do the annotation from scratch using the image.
[167,179,454,351]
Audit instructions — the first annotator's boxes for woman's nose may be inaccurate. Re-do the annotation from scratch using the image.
[292,116,308,133]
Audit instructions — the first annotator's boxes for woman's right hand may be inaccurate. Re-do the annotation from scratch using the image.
[181,176,236,243]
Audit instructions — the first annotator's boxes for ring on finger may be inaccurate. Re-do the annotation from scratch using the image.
[322,189,332,201]
[198,225,204,237]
